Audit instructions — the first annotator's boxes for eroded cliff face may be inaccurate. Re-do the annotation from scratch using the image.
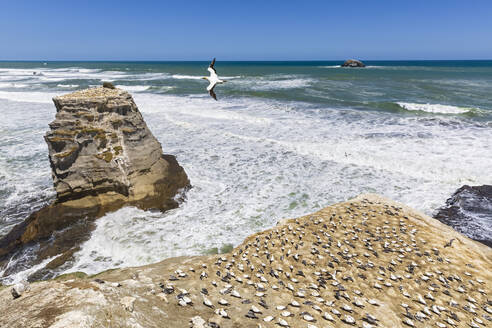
[0,87,190,276]
[47,87,188,207]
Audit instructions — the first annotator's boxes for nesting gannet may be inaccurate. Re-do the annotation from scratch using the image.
[202,58,226,100]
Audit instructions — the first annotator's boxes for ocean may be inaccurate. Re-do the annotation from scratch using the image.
[0,60,491,283]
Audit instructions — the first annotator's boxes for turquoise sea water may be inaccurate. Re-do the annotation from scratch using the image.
[1,60,492,117]
[0,61,491,282]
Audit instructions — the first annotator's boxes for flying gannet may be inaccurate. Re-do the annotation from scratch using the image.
[202,58,226,100]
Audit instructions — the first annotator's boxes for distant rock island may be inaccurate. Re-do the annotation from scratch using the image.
[342,59,366,67]
[0,86,190,277]
[1,194,490,327]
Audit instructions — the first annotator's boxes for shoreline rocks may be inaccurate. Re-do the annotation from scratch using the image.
[0,87,190,278]
[341,59,366,67]
[434,185,492,247]
[1,194,490,327]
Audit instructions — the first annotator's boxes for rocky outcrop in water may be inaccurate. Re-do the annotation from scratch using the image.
[1,194,490,328]
[0,86,190,276]
[341,59,366,67]
[47,86,189,208]
[434,185,492,247]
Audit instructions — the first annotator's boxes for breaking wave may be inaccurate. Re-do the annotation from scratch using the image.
[396,102,475,114]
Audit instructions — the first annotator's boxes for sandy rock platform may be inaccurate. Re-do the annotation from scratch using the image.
[1,194,491,328]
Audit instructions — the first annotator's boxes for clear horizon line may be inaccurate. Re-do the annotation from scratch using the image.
[0,58,491,62]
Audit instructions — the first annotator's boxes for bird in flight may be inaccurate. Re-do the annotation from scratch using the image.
[202,58,226,100]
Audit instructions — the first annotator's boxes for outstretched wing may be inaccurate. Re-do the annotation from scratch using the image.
[206,81,216,91]
[207,58,217,77]
[209,87,218,101]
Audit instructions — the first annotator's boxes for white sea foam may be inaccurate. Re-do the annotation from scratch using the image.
[0,98,56,242]
[256,78,311,90]
[233,77,312,90]
[130,72,171,81]
[115,85,149,92]
[0,91,55,103]
[397,102,473,114]
[0,254,61,285]
[149,85,176,92]
[0,67,164,85]
[0,82,30,89]
[57,84,78,88]
[77,68,102,73]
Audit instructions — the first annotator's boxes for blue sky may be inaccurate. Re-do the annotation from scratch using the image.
[0,0,491,60]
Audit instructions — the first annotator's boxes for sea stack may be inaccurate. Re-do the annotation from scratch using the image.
[0,86,189,272]
[341,59,366,67]
[47,86,189,209]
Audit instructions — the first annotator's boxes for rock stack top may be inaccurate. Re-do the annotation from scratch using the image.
[1,194,490,328]
[56,85,122,99]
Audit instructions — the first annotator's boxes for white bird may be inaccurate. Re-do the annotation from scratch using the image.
[202,58,226,100]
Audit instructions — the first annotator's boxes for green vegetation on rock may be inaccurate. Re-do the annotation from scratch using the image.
[114,145,123,155]
[54,272,88,280]
[111,119,123,129]
[94,150,113,162]
[54,146,78,158]
[95,133,107,149]
[121,127,136,134]
[79,127,105,135]
[101,151,113,162]
[47,136,73,143]
[203,243,234,255]
[102,82,115,89]
[219,243,234,254]
[203,247,219,255]
[54,129,77,137]
[90,268,118,278]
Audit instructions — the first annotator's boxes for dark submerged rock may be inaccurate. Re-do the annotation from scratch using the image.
[434,185,492,247]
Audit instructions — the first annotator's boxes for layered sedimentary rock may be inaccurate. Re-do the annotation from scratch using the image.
[341,59,366,67]
[435,185,492,247]
[47,86,189,208]
[0,87,189,272]
[1,194,490,328]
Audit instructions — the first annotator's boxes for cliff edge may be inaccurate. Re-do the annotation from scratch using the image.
[1,194,490,328]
